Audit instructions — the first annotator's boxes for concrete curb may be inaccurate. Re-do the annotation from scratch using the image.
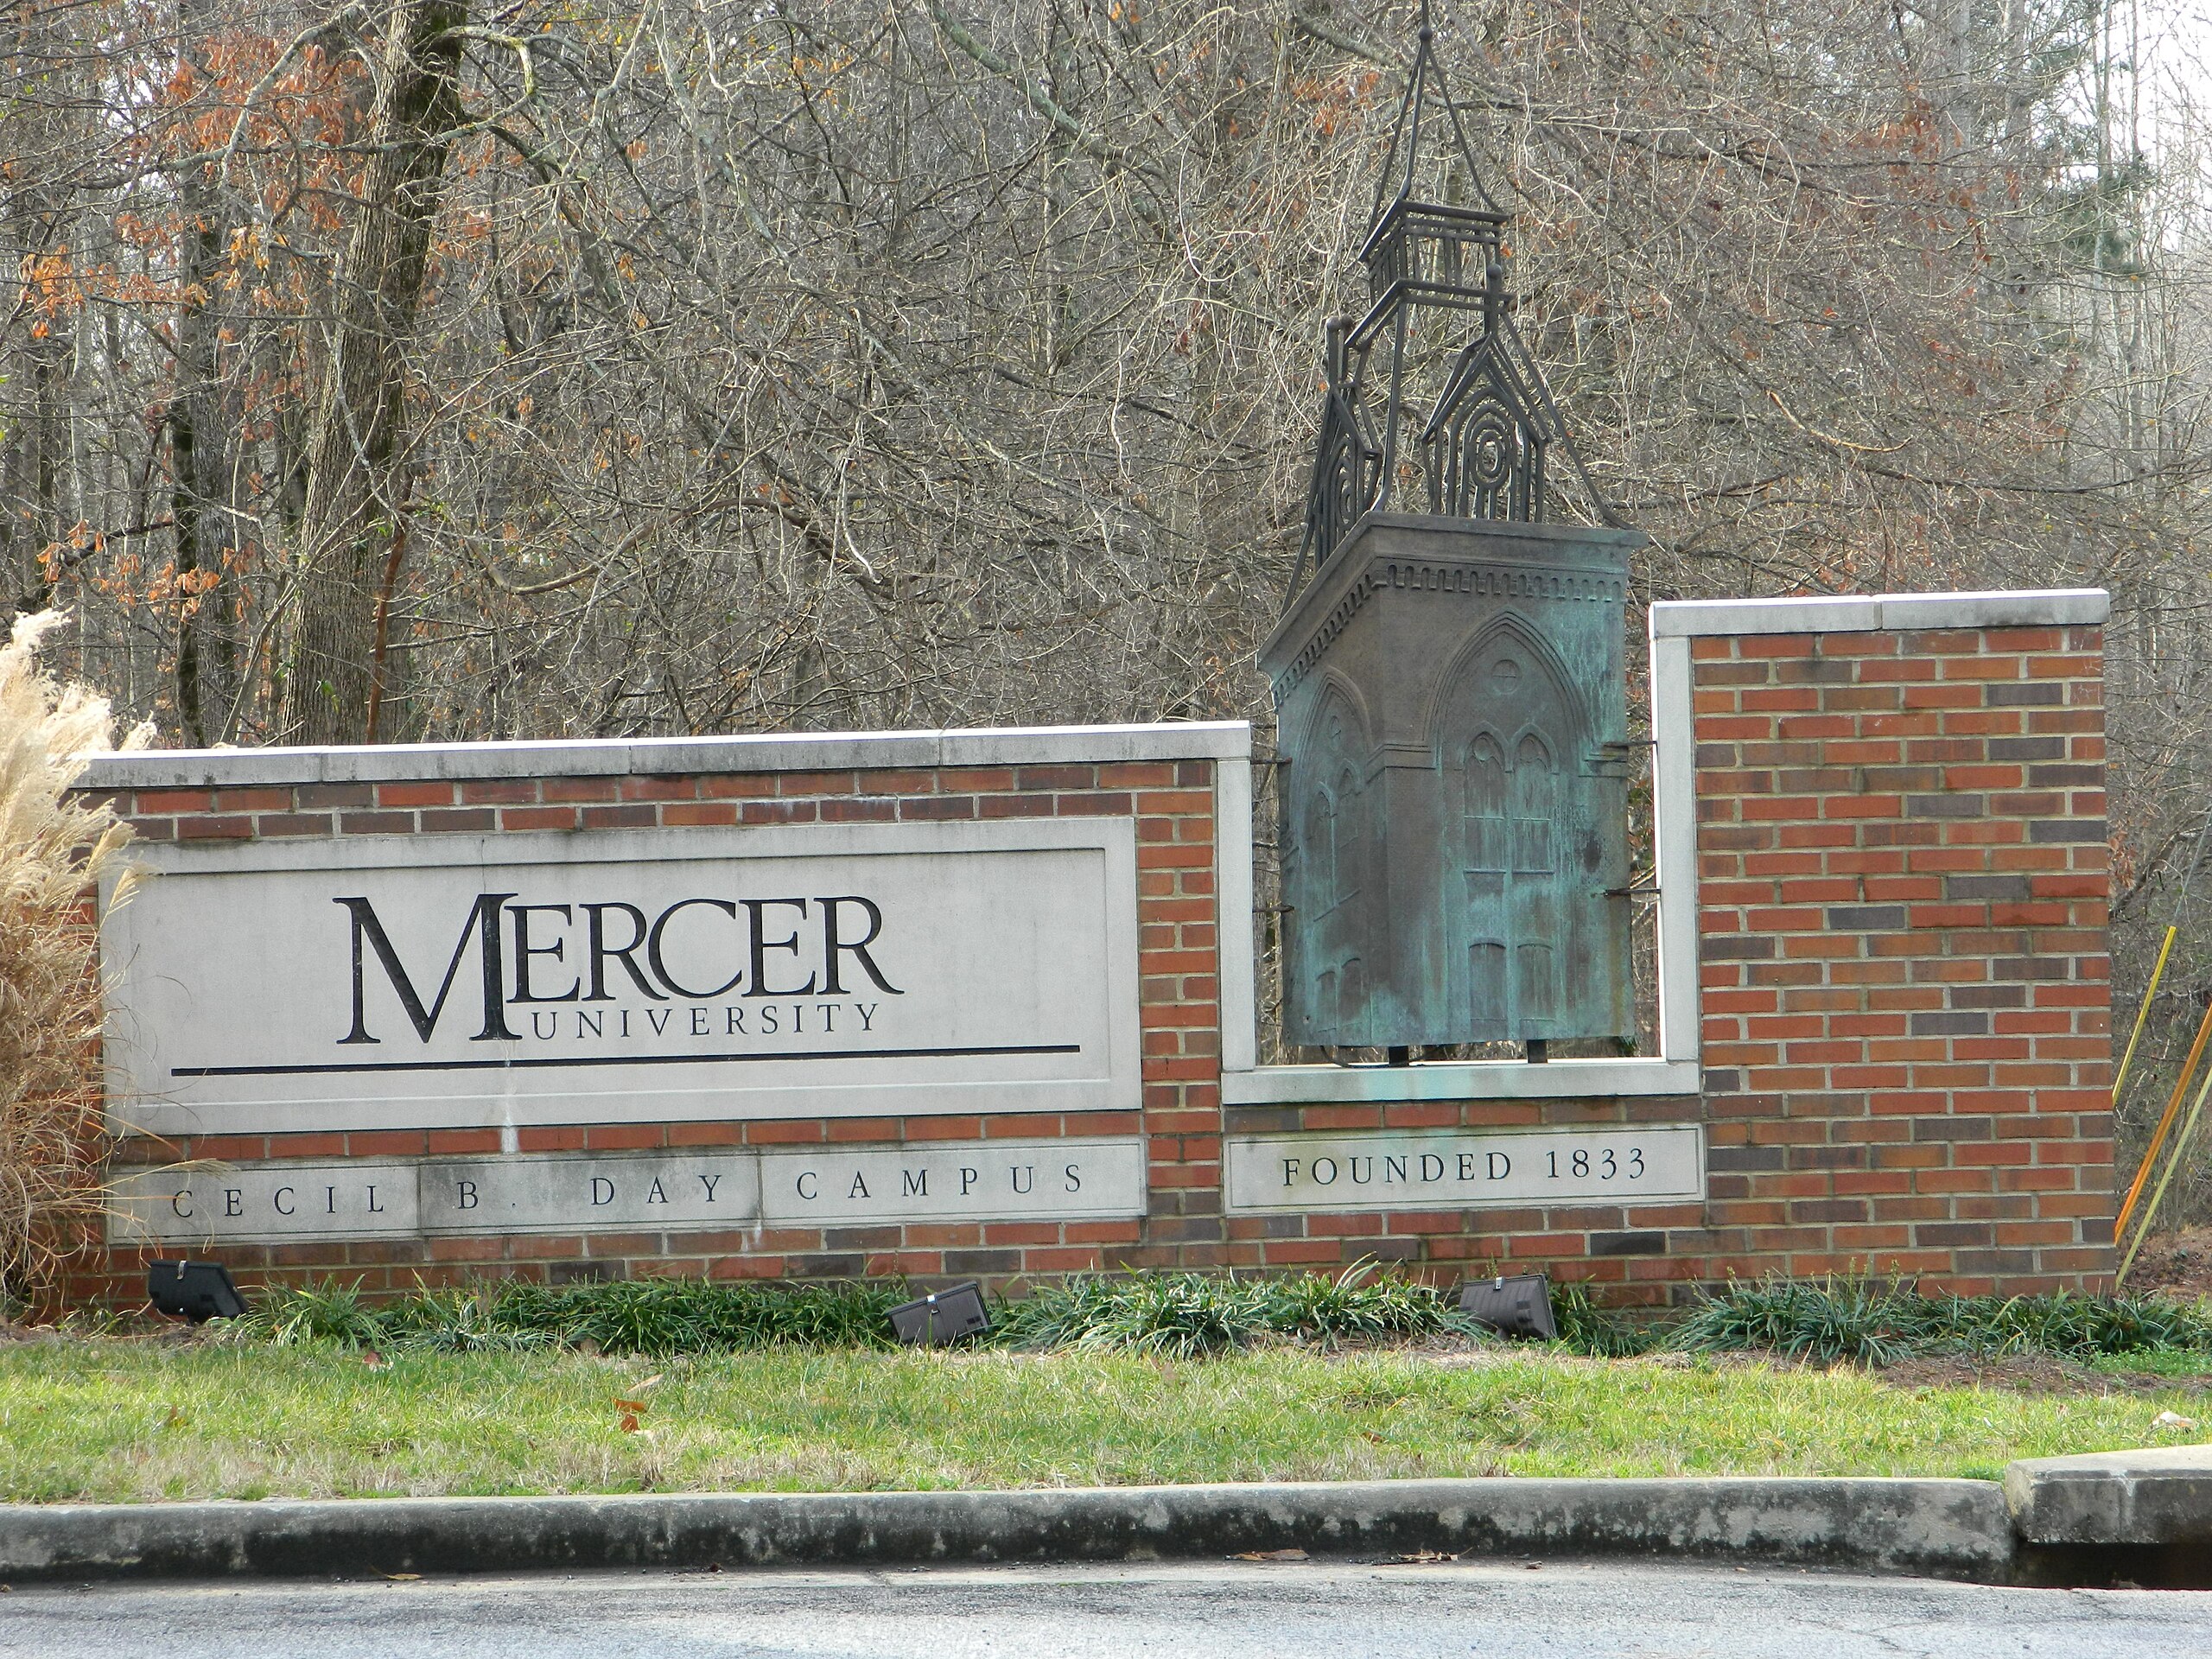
[0,1478,2012,1584]
[2002,1445,2212,1587]
[2005,1446,2212,1546]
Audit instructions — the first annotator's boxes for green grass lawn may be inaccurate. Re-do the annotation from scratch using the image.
[3,1338,2205,1503]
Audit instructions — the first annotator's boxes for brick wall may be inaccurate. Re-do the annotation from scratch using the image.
[1688,619,2112,1291]
[72,753,1229,1303]
[1217,594,2114,1303]
[66,592,2115,1307]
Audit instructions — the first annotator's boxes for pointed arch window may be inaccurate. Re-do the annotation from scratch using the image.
[1465,733,1508,872]
[1510,732,1554,875]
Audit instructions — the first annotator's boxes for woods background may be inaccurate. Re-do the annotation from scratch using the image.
[6,1,2210,1207]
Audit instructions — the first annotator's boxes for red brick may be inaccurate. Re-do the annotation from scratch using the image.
[427,1129,503,1154]
[624,776,702,802]
[543,777,623,802]
[135,788,215,813]
[1100,763,1178,788]
[378,781,455,808]
[581,804,658,830]
[855,769,938,795]
[461,779,539,804]
[419,808,499,832]
[980,793,1057,818]
[179,815,255,840]
[585,1124,668,1150]
[346,1131,431,1156]
[1056,792,1135,817]
[900,796,976,821]
[502,806,580,830]
[742,1120,827,1145]
[1016,766,1096,790]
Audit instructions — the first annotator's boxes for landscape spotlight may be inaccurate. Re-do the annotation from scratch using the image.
[1459,1272,1557,1341]
[887,1281,989,1346]
[147,1260,247,1324]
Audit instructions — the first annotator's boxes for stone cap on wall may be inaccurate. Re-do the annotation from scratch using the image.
[1650,588,2109,639]
[73,721,1255,790]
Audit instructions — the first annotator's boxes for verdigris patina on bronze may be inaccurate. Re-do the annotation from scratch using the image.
[1264,17,1640,1054]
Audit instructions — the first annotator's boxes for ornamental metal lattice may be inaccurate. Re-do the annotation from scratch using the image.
[1294,15,1581,592]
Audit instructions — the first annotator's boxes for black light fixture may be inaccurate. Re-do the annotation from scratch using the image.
[1459,1272,1557,1341]
[148,1260,248,1324]
[887,1281,990,1346]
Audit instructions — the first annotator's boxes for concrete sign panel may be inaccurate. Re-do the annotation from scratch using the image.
[103,821,1140,1136]
[108,1138,1148,1244]
[1222,1124,1704,1214]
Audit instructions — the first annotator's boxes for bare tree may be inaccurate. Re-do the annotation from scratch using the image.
[286,0,466,743]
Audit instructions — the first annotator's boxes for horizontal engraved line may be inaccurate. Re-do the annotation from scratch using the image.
[171,1043,1083,1079]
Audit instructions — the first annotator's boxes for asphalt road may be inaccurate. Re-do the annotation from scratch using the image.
[1,1560,2202,1658]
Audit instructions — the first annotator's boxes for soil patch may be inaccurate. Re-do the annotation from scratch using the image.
[1635,1346,2212,1396]
[2126,1226,2212,1301]
[1878,1352,2212,1396]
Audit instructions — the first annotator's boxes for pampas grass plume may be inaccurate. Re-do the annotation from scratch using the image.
[0,610,149,1303]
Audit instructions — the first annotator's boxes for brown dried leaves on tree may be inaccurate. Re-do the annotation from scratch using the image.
[19,2,2202,750]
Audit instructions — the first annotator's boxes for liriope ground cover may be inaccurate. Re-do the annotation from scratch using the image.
[212,1270,2212,1365]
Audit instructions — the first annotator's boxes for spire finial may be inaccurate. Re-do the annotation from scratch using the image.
[1297,1,1590,585]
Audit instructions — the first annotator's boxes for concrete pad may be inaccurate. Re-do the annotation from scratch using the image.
[2005,1444,2212,1545]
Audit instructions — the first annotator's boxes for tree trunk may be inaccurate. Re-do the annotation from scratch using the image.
[170,214,225,747]
[284,0,463,744]
[168,0,238,747]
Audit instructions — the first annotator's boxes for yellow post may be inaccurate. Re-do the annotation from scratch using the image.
[2115,993,2212,1247]
[2117,1054,2212,1289]
[2113,926,2177,1108]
